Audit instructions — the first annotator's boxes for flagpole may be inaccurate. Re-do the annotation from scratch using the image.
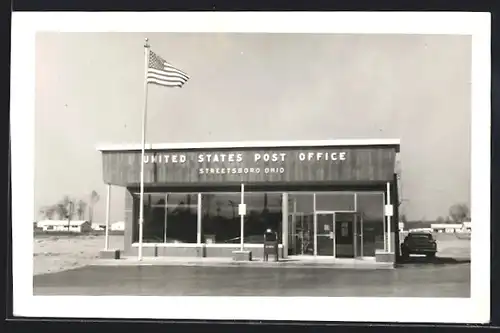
[138,38,150,261]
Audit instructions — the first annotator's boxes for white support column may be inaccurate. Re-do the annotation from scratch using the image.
[386,182,392,253]
[281,192,289,259]
[240,183,245,251]
[292,199,297,255]
[383,193,387,252]
[313,193,317,256]
[104,184,111,250]
[360,214,364,257]
[197,193,202,244]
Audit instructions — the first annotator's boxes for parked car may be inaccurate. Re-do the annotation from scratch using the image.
[401,232,437,258]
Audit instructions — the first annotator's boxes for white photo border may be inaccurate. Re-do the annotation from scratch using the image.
[11,11,491,323]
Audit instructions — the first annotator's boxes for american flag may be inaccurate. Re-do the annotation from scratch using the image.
[147,50,190,88]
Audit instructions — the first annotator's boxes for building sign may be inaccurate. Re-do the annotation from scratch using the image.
[101,146,396,185]
[142,151,348,176]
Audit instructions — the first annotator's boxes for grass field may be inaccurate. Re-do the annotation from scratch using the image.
[33,235,124,275]
[33,232,471,276]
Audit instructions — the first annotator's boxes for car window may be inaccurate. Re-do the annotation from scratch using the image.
[409,234,432,240]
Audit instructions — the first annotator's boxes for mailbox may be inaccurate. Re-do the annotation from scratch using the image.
[263,229,279,262]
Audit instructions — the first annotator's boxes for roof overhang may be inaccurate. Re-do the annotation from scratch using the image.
[96,139,401,153]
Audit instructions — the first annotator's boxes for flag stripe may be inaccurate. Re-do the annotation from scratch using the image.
[147,71,188,82]
[147,50,190,88]
[147,68,189,81]
[147,78,184,87]
[147,77,188,86]
[163,64,189,78]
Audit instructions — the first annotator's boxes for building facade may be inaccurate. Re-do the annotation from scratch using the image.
[97,139,400,262]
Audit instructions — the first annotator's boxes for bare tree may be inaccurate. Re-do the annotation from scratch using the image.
[67,200,75,229]
[89,190,100,223]
[228,200,237,219]
[262,193,269,214]
[215,201,222,217]
[54,196,75,230]
[203,194,214,217]
[76,199,88,220]
[39,205,57,220]
[449,203,470,223]
[54,198,69,220]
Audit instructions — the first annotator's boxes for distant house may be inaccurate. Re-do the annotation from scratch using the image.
[37,220,92,233]
[111,221,125,231]
[91,223,106,231]
[430,223,467,233]
[33,221,40,230]
[408,227,433,233]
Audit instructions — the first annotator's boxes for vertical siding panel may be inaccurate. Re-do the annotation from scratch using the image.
[102,154,109,184]
[368,150,376,181]
[354,150,364,180]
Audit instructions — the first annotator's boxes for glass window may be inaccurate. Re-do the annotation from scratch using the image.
[356,192,385,256]
[201,193,240,244]
[244,193,282,244]
[201,192,283,244]
[288,193,315,255]
[165,193,198,243]
[315,192,355,211]
[132,192,198,243]
[289,193,314,213]
[407,233,432,240]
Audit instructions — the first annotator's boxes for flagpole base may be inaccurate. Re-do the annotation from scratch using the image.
[232,250,252,262]
[99,249,121,260]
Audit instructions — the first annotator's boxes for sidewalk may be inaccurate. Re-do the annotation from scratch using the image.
[91,256,395,270]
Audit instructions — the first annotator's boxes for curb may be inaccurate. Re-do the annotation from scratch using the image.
[90,261,396,270]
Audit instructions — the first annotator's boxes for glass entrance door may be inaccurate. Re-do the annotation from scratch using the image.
[334,212,359,258]
[316,213,335,256]
[289,213,315,255]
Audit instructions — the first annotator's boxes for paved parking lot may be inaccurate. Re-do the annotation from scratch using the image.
[33,259,470,297]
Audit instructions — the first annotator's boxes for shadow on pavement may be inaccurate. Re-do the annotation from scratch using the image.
[396,256,470,267]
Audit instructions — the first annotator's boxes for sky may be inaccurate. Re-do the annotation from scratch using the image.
[34,32,472,223]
